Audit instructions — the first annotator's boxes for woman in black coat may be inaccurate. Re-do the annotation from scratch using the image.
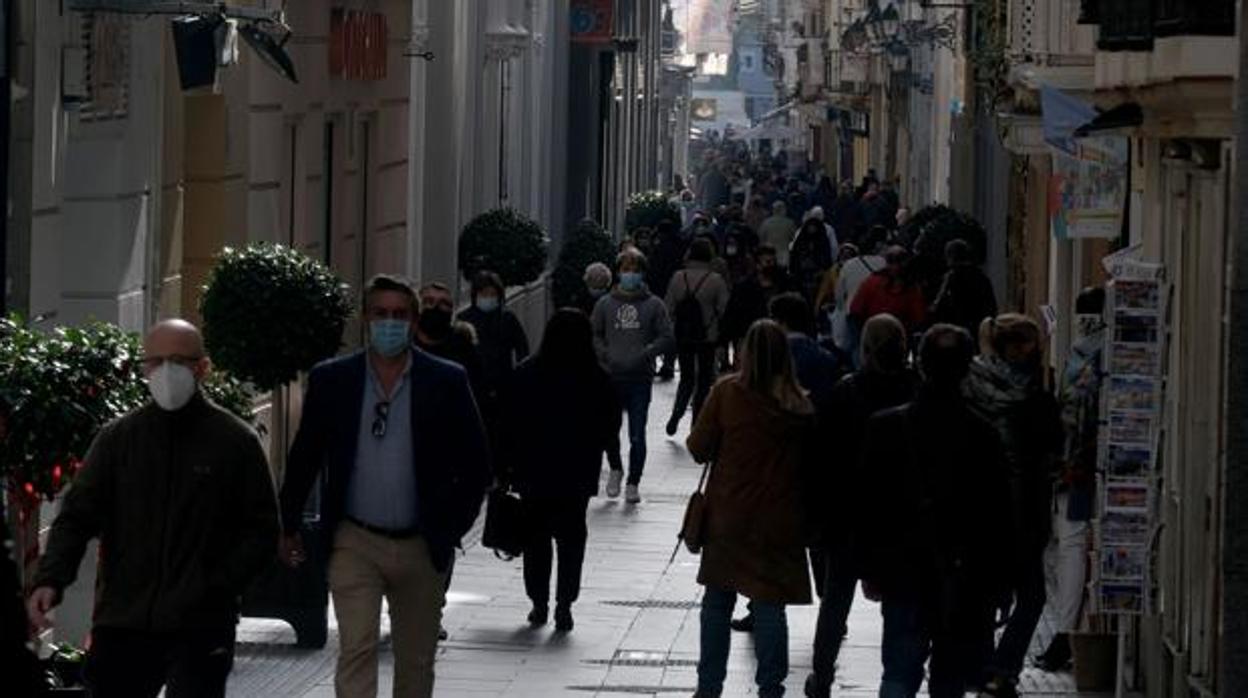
[498,309,621,633]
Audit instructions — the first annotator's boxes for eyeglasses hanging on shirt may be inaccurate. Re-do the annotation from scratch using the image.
[372,401,390,438]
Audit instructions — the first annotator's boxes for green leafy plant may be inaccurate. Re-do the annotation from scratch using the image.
[625,191,681,233]
[458,208,550,288]
[0,317,257,501]
[200,243,352,391]
[551,219,616,309]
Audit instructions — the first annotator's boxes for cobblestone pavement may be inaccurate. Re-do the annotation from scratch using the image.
[228,380,1109,697]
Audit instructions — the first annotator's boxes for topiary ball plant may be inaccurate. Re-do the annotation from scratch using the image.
[200,243,352,391]
[898,204,989,301]
[551,219,616,309]
[459,208,550,288]
[625,191,681,233]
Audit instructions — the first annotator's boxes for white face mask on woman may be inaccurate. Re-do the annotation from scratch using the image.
[148,361,198,411]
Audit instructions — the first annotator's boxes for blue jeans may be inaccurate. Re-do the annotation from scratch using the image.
[610,379,652,485]
[698,586,788,697]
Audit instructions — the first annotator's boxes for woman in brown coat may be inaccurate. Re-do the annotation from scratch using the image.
[687,319,817,698]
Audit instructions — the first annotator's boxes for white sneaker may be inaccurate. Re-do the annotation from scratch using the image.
[625,484,641,504]
[606,470,623,498]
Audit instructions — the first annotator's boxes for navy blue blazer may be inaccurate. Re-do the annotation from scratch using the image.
[279,348,491,572]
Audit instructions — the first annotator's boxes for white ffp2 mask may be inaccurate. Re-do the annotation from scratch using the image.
[148,361,198,411]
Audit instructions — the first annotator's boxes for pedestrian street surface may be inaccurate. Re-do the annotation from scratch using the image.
[227,379,1109,697]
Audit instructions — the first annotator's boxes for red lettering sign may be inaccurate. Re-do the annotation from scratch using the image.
[329,9,388,80]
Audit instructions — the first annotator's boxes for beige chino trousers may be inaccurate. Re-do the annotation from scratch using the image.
[328,521,447,698]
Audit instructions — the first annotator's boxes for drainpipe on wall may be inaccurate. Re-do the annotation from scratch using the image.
[406,0,429,285]
[1222,1,1248,693]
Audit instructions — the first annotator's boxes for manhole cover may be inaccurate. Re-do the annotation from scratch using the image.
[602,599,701,610]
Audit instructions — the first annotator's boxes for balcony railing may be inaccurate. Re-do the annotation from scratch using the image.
[1152,0,1235,38]
[1092,0,1235,51]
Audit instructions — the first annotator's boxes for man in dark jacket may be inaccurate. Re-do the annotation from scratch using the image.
[29,319,278,698]
[859,324,1010,698]
[930,239,998,343]
[415,281,487,400]
[279,275,491,698]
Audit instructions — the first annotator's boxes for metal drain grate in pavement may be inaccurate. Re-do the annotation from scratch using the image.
[567,686,695,694]
[602,599,701,610]
[584,649,700,668]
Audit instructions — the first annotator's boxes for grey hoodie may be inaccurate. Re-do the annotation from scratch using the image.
[591,285,675,382]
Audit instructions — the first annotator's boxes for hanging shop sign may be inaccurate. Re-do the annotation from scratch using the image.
[329,9,387,80]
[1094,259,1167,616]
[571,0,613,44]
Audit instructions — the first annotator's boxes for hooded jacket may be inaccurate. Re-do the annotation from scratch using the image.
[1059,321,1106,521]
[962,356,1063,551]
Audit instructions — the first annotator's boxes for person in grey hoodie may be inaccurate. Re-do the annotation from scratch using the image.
[591,247,675,504]
[664,237,730,436]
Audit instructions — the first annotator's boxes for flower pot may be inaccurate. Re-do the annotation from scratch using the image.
[1071,631,1118,691]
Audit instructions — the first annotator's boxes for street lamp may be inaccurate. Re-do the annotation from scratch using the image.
[881,4,901,40]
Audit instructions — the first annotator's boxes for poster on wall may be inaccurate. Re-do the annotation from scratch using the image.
[1094,259,1167,616]
[1041,84,1129,240]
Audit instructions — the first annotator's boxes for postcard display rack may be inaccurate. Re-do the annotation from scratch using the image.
[1094,259,1166,617]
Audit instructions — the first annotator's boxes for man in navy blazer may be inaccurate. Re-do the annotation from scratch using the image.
[278,274,490,698]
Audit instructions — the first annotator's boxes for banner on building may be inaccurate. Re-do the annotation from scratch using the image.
[1095,259,1167,616]
[571,0,613,44]
[330,10,388,80]
[1042,85,1128,240]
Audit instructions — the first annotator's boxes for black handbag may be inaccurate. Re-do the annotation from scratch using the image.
[482,487,525,559]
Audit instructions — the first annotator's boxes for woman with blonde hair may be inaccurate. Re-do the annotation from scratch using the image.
[687,319,817,698]
[963,312,1063,697]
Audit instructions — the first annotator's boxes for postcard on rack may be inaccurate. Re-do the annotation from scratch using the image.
[1108,376,1159,412]
[1102,509,1151,543]
[1112,280,1162,311]
[1101,545,1148,580]
[1105,443,1152,476]
[1103,479,1151,511]
[1108,412,1153,444]
[1109,343,1161,377]
[1100,582,1145,614]
[1113,312,1161,344]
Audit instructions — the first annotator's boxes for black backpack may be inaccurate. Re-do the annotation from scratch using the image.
[674,271,712,345]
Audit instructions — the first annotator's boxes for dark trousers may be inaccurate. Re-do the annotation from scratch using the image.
[810,553,857,689]
[990,550,1047,680]
[670,343,717,425]
[880,596,988,698]
[522,496,590,607]
[86,626,236,698]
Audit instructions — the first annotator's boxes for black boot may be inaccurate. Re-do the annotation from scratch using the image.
[528,604,549,627]
[555,604,574,633]
[1036,632,1073,672]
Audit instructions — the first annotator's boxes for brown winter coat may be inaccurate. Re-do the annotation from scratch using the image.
[686,377,816,604]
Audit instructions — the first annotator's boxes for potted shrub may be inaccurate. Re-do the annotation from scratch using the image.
[458,208,550,288]
[199,243,353,391]
[199,243,352,650]
[625,190,681,233]
[551,218,616,310]
[897,204,989,301]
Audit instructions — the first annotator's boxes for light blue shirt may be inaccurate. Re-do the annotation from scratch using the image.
[345,354,418,529]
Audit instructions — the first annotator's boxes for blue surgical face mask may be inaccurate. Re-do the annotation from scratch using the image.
[475,296,500,313]
[619,271,644,291]
[369,319,411,357]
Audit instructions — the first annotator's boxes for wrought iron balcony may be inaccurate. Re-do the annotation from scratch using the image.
[1152,0,1235,38]
[1089,0,1235,51]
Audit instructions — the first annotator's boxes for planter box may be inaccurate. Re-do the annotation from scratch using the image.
[1072,631,1119,691]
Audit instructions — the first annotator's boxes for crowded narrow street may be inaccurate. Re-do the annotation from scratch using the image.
[224,380,1091,698]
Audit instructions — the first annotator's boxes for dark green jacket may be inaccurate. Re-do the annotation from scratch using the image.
[34,394,278,631]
